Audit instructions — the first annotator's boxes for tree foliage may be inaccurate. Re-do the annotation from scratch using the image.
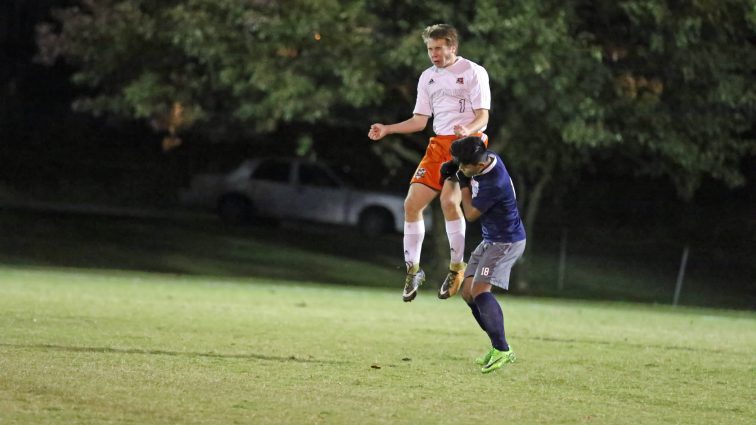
[562,1,755,197]
[37,0,755,195]
[35,0,755,285]
[37,0,382,135]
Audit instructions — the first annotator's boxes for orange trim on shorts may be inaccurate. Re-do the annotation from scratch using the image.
[410,133,489,191]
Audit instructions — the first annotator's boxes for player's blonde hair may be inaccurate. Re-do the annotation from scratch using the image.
[422,24,459,48]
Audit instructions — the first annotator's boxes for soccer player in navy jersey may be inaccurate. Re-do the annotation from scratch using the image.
[440,135,526,373]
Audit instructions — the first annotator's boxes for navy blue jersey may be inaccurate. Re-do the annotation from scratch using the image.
[470,152,526,243]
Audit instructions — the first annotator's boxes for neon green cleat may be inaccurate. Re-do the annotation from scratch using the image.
[481,348,516,373]
[475,347,495,366]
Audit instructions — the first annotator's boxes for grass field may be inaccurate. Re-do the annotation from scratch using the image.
[1,266,754,424]
[1,207,753,310]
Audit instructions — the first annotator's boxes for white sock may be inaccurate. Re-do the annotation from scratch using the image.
[403,220,425,273]
[445,218,466,265]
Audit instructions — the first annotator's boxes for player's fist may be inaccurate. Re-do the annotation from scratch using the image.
[453,124,471,138]
[456,170,471,189]
[368,124,388,141]
[439,160,459,185]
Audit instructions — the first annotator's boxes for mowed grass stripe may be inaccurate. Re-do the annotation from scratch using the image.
[1,266,754,425]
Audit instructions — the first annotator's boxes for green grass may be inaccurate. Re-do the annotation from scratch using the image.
[0,209,401,287]
[1,208,752,309]
[1,266,754,424]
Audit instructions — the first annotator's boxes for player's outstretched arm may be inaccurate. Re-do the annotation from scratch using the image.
[369,114,429,141]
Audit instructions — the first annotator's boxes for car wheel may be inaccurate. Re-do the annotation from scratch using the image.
[218,194,253,226]
[359,208,393,238]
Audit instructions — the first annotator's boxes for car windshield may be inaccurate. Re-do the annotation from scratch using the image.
[299,163,340,188]
[328,164,357,187]
[251,160,290,182]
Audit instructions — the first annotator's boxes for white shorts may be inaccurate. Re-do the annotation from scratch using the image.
[464,239,526,290]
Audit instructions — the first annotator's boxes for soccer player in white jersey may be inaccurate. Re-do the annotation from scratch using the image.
[368,24,492,302]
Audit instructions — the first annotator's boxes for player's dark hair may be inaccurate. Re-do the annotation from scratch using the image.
[450,136,488,165]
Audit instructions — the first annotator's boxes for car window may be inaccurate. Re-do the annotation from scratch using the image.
[299,163,339,188]
[251,160,290,183]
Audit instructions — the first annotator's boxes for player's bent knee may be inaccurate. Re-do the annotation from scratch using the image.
[461,278,475,302]
[439,198,462,219]
[462,291,473,304]
[404,191,431,212]
[471,281,493,298]
[404,200,426,220]
[439,196,457,210]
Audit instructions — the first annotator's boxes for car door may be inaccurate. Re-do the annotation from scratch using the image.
[248,159,296,218]
[291,162,350,225]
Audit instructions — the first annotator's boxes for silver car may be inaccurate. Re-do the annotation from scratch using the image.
[179,158,432,237]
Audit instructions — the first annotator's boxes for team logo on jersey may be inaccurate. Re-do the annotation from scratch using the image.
[428,78,435,85]
[456,77,464,84]
[414,167,427,179]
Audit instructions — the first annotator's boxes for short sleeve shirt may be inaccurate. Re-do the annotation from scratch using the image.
[413,57,491,136]
[470,152,526,243]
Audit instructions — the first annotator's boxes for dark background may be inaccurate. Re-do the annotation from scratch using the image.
[2,1,754,309]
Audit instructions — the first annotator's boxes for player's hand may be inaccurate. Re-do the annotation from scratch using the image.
[439,160,459,186]
[456,170,471,189]
[453,124,471,138]
[368,124,389,141]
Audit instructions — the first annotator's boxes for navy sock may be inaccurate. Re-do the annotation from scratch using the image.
[473,292,509,351]
[467,302,487,332]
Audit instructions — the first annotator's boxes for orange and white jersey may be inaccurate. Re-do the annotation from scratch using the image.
[413,57,491,136]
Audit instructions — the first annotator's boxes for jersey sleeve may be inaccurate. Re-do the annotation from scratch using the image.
[469,64,491,111]
[412,71,433,116]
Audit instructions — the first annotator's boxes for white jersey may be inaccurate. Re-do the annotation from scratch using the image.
[413,57,491,136]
